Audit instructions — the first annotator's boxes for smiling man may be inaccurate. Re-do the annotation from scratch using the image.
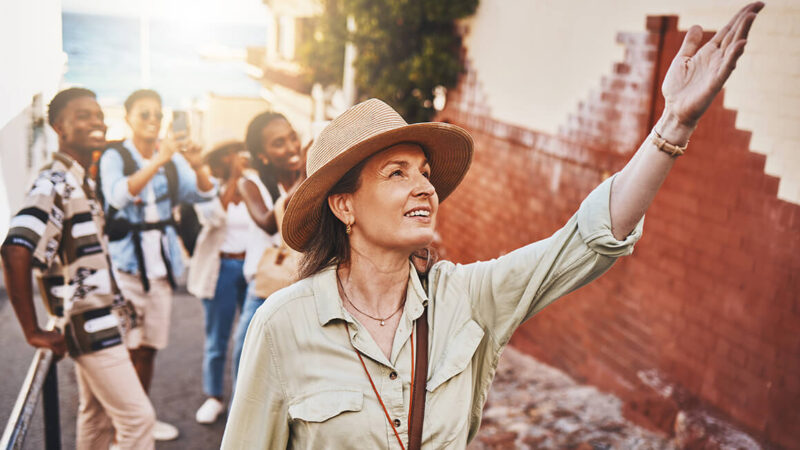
[1,87,156,449]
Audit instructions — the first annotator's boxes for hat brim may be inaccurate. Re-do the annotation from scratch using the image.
[282,122,473,251]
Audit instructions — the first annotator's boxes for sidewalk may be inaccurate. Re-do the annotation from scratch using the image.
[469,347,675,449]
[0,287,228,449]
[2,288,674,449]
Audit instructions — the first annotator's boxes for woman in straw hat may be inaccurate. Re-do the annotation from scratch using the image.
[222,3,763,448]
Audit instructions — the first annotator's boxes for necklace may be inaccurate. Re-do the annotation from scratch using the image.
[336,271,405,326]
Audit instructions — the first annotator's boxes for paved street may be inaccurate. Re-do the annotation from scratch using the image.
[2,285,674,449]
[0,286,229,449]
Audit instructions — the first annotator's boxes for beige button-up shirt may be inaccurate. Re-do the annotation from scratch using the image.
[222,175,644,449]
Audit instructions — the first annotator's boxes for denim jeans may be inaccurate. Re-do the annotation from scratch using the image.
[202,258,247,398]
[231,282,265,390]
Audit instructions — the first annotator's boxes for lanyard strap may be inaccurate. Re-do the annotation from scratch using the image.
[349,306,429,450]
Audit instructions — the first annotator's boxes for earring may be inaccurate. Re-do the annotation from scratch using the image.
[345,223,352,235]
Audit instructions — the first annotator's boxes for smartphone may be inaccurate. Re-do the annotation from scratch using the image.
[172,110,189,137]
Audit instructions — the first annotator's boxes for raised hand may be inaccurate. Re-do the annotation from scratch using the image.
[181,141,205,170]
[661,2,764,130]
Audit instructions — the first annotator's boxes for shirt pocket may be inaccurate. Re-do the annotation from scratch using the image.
[427,319,485,392]
[425,319,485,447]
[288,389,364,423]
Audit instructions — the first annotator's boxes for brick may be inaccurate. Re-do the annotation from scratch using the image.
[435,17,797,449]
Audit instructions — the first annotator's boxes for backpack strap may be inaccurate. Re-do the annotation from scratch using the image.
[101,142,179,291]
[156,159,179,206]
[111,141,138,177]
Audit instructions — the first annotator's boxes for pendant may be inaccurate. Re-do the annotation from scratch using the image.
[380,320,385,326]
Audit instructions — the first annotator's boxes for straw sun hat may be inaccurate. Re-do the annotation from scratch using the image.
[282,98,474,251]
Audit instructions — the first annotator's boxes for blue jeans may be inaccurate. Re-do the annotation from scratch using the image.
[231,282,265,390]
[202,258,247,398]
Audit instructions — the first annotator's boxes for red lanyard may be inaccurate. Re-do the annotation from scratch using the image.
[349,324,415,450]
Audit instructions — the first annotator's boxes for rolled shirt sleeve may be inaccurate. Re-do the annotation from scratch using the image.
[172,153,217,204]
[2,171,63,269]
[450,173,644,347]
[99,149,137,211]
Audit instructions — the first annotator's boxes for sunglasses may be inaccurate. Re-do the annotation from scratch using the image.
[138,111,164,121]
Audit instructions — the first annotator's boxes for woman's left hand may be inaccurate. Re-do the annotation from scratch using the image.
[661,2,764,133]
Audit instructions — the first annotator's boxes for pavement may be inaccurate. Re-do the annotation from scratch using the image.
[0,286,229,450]
[1,285,675,450]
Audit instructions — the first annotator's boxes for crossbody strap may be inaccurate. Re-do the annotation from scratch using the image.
[408,306,428,450]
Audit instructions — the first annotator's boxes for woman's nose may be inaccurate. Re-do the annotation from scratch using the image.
[413,173,436,197]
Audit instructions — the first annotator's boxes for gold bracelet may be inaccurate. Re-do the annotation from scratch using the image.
[651,129,688,157]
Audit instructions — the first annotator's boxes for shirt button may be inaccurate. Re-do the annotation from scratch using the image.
[393,419,401,427]
[389,371,398,380]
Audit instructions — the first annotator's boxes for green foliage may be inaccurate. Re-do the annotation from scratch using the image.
[298,0,478,123]
[297,0,348,87]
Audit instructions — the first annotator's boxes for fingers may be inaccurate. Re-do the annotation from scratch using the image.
[677,25,704,57]
[710,2,763,49]
[720,9,747,50]
[725,11,758,57]
[718,40,748,87]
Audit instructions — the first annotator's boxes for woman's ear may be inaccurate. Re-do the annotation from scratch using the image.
[327,193,353,226]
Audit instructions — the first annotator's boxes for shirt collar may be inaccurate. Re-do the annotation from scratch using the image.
[314,261,429,327]
[52,152,86,183]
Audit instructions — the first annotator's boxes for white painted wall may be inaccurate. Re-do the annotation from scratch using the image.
[461,0,800,204]
[0,0,65,240]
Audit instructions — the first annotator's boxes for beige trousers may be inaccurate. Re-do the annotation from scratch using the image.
[116,272,173,350]
[74,344,155,450]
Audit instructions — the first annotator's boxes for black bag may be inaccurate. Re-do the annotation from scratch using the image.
[94,141,200,253]
[93,141,202,291]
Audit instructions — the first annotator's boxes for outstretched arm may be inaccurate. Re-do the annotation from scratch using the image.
[609,2,763,240]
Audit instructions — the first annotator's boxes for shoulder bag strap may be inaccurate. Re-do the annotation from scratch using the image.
[408,305,428,450]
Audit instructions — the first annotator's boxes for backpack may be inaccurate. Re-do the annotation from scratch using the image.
[94,141,202,253]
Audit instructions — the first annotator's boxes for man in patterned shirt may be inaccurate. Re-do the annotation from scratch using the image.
[1,88,155,449]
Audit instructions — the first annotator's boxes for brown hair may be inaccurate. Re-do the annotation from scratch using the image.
[298,159,367,279]
[297,152,438,280]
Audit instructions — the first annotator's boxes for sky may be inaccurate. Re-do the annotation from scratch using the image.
[62,0,272,24]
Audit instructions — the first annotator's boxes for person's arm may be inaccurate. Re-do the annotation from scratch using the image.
[239,167,307,234]
[219,152,248,209]
[125,138,179,198]
[171,143,218,204]
[180,141,215,194]
[0,245,66,358]
[609,2,763,239]
[237,177,278,234]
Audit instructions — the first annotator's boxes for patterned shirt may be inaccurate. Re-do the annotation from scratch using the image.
[3,152,136,357]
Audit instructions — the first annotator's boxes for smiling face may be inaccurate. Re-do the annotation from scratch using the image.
[125,97,163,141]
[53,96,107,154]
[343,143,439,253]
[260,118,303,173]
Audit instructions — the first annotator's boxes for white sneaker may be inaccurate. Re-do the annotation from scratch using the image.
[153,420,180,441]
[195,397,226,424]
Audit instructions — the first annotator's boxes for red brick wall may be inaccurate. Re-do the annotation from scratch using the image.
[436,17,800,448]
